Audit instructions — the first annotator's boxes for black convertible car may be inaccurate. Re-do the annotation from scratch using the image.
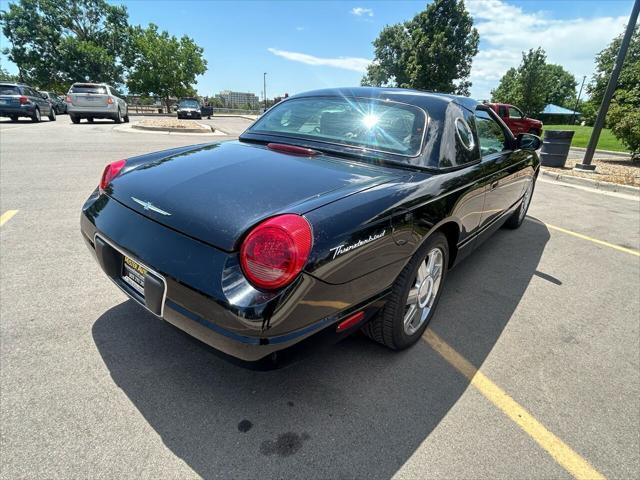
[81,87,541,366]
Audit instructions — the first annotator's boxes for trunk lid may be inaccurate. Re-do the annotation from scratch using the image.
[0,85,22,106]
[69,84,109,107]
[109,141,402,251]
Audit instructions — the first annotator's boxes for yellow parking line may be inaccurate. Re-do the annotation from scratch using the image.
[544,222,639,257]
[0,210,18,226]
[423,330,605,480]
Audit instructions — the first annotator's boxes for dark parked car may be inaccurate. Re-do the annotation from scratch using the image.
[42,91,66,114]
[0,83,56,122]
[176,98,202,119]
[81,87,541,367]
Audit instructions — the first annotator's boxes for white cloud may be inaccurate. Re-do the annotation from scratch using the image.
[268,48,371,73]
[351,7,373,17]
[467,0,628,99]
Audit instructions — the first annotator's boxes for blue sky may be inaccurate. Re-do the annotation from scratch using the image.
[0,0,635,100]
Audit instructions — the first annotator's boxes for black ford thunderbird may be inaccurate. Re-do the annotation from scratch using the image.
[81,87,541,366]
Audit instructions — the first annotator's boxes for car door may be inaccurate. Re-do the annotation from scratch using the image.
[506,106,527,135]
[110,86,126,114]
[25,87,44,113]
[475,108,525,228]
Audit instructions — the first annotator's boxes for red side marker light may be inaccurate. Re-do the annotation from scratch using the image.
[336,311,365,332]
[267,143,320,156]
[99,159,127,192]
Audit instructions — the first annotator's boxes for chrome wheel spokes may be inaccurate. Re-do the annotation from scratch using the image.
[403,247,444,336]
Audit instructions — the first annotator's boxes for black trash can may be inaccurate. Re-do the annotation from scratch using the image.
[540,130,575,167]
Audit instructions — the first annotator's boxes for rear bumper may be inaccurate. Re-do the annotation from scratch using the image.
[0,105,35,116]
[68,105,117,117]
[81,193,390,365]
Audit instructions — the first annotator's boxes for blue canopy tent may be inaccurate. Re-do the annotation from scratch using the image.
[540,104,580,124]
[542,104,580,115]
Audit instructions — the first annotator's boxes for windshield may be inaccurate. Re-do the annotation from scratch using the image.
[179,100,200,109]
[248,96,426,156]
[70,85,107,94]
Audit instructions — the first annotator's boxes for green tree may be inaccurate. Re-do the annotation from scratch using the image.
[514,48,548,116]
[490,67,519,105]
[587,26,639,155]
[491,48,576,116]
[362,0,479,95]
[544,64,577,108]
[0,66,19,82]
[123,24,207,112]
[0,0,129,91]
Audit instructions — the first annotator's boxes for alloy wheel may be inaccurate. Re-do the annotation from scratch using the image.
[403,247,444,336]
[519,181,534,222]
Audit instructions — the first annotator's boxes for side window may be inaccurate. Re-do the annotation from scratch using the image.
[498,105,508,117]
[455,118,475,151]
[508,107,522,119]
[24,87,36,97]
[475,110,507,157]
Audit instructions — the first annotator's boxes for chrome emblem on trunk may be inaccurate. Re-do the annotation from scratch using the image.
[131,197,172,216]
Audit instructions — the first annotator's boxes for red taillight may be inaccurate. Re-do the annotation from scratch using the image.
[107,97,114,105]
[240,214,313,290]
[267,143,320,156]
[336,311,365,332]
[99,159,127,192]
[19,96,28,104]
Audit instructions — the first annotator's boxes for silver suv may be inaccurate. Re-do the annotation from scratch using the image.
[66,83,129,124]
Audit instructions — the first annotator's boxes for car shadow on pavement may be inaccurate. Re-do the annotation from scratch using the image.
[92,218,550,479]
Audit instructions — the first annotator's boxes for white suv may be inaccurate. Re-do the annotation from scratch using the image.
[66,83,129,124]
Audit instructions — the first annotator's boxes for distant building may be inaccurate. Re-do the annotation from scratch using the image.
[216,90,259,108]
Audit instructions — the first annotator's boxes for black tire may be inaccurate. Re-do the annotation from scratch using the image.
[123,113,129,123]
[362,232,449,350]
[114,108,122,124]
[48,107,56,121]
[9,115,18,122]
[87,117,94,123]
[31,107,41,123]
[70,115,80,124]
[505,177,536,229]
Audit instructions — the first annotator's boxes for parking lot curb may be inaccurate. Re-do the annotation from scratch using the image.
[569,146,632,158]
[113,123,225,137]
[539,168,640,196]
[132,123,214,134]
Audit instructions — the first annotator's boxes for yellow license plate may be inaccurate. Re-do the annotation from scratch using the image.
[122,256,147,295]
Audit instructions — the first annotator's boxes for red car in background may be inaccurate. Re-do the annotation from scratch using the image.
[486,102,543,137]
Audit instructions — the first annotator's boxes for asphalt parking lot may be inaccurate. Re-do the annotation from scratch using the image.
[1,115,639,479]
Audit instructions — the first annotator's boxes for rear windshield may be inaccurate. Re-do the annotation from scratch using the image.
[0,85,20,95]
[70,85,107,94]
[179,100,199,108]
[248,96,426,156]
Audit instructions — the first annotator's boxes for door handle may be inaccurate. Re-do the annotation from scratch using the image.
[491,181,499,190]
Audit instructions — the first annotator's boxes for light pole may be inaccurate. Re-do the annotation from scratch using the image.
[571,75,586,126]
[575,0,639,171]
[263,72,267,112]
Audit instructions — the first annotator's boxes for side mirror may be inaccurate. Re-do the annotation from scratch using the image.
[517,133,541,151]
